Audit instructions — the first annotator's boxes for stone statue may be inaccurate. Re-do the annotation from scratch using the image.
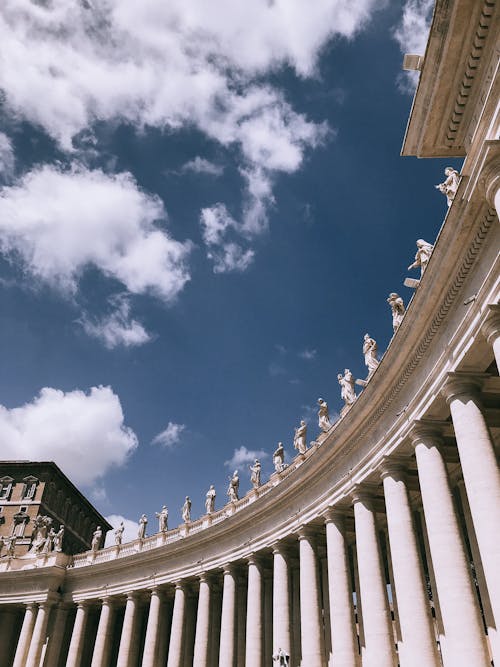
[29,515,53,555]
[338,369,356,406]
[91,526,102,552]
[114,522,124,546]
[363,334,379,376]
[317,398,332,432]
[138,514,148,539]
[249,459,262,489]
[5,535,16,558]
[0,535,4,556]
[227,470,239,502]
[205,485,216,514]
[273,442,285,472]
[408,239,434,276]
[272,648,290,666]
[293,420,307,454]
[182,497,192,523]
[387,293,405,332]
[436,167,460,206]
[156,506,169,533]
[53,525,64,552]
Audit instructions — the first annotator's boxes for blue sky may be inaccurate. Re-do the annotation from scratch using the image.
[0,0,461,541]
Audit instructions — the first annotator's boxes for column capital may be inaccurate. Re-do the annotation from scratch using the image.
[75,600,90,610]
[198,572,213,585]
[481,148,500,206]
[482,304,500,343]
[441,371,488,403]
[98,596,114,607]
[350,483,378,506]
[172,580,187,592]
[125,590,140,602]
[221,562,237,576]
[296,524,318,542]
[246,552,263,566]
[271,540,290,556]
[408,420,445,448]
[379,456,408,481]
[322,506,347,526]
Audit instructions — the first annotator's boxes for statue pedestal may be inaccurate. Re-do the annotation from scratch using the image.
[404,277,420,289]
[248,488,260,503]
[112,545,121,559]
[226,503,236,517]
[203,515,213,529]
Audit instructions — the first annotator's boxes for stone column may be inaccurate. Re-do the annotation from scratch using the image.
[482,305,500,369]
[236,577,247,666]
[484,162,500,225]
[443,374,500,631]
[272,542,291,659]
[380,463,439,667]
[193,575,211,666]
[91,598,114,667]
[298,526,324,667]
[141,588,162,667]
[324,509,359,667]
[411,424,489,665]
[25,600,53,667]
[66,602,89,667]
[44,604,69,667]
[219,565,236,667]
[167,583,187,667]
[352,489,396,667]
[12,603,37,667]
[117,592,140,667]
[245,555,263,667]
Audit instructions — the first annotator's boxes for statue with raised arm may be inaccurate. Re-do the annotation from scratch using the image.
[338,369,356,406]
[91,526,102,552]
[156,506,169,533]
[114,522,124,546]
[293,420,307,454]
[408,239,434,276]
[436,167,460,206]
[273,442,285,472]
[182,497,192,523]
[363,334,379,377]
[138,514,148,540]
[205,485,216,514]
[317,398,332,432]
[387,293,405,332]
[227,470,239,502]
[249,459,262,489]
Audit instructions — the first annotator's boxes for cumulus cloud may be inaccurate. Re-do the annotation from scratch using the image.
[0,386,138,487]
[224,445,268,469]
[200,203,255,273]
[0,133,15,181]
[0,163,191,299]
[393,0,434,93]
[80,294,152,349]
[104,514,140,547]
[152,422,186,448]
[181,157,224,177]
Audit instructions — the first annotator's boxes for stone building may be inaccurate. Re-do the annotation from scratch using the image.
[0,461,112,557]
[0,0,499,666]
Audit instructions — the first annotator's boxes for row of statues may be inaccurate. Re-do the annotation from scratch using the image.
[28,515,64,555]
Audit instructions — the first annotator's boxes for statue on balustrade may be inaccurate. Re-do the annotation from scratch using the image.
[138,514,148,540]
[436,167,460,207]
[273,442,285,472]
[249,459,262,488]
[91,526,102,552]
[408,239,434,277]
[205,485,216,514]
[227,470,239,502]
[338,369,356,406]
[114,522,124,546]
[293,420,307,454]
[317,398,332,432]
[5,535,16,558]
[182,496,192,523]
[387,293,405,332]
[363,334,379,377]
[156,506,169,533]
[272,648,290,666]
[53,525,64,552]
[28,515,53,555]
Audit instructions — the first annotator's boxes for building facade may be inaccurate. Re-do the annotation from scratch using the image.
[0,0,499,665]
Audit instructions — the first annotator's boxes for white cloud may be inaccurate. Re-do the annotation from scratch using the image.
[80,294,152,349]
[224,445,268,469]
[0,133,15,181]
[393,0,434,93]
[0,163,191,300]
[299,348,317,360]
[200,203,255,273]
[182,157,224,177]
[152,421,186,448]
[104,514,140,547]
[0,386,138,487]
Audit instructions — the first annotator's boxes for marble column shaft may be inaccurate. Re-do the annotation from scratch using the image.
[141,589,162,667]
[25,601,53,667]
[272,544,291,657]
[412,428,489,665]
[353,492,396,667]
[66,602,89,667]
[167,584,187,667]
[444,377,500,630]
[482,307,500,370]
[245,556,263,667]
[381,465,439,667]
[193,576,211,666]
[219,566,236,667]
[324,511,359,667]
[44,605,68,667]
[91,598,114,667]
[298,527,324,667]
[116,592,140,667]
[12,603,37,667]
